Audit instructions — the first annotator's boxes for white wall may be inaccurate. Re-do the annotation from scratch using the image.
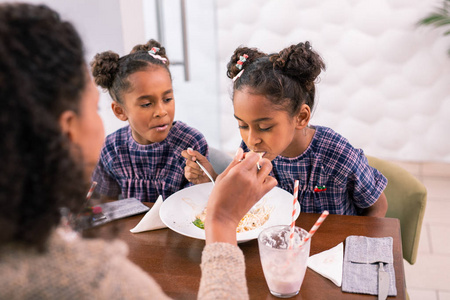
[216,0,450,163]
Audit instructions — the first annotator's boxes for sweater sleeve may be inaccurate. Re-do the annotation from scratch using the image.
[198,243,249,300]
[98,239,172,300]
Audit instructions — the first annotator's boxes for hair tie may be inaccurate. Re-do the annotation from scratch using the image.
[148,47,167,64]
[235,54,248,70]
[149,47,159,55]
[232,69,244,82]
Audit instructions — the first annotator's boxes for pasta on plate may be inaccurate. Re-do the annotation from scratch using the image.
[193,201,274,232]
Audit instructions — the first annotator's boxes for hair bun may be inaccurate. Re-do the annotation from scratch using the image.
[131,39,162,54]
[90,51,120,89]
[271,41,325,91]
[131,39,170,66]
[226,46,267,79]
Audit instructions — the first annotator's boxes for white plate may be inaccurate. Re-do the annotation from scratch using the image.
[159,182,300,242]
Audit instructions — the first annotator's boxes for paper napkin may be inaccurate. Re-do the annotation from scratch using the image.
[307,242,343,287]
[130,196,167,233]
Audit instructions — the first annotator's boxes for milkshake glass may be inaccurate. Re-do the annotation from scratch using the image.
[258,225,310,298]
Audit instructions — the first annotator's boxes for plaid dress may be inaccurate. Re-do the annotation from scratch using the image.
[93,121,209,203]
[241,125,387,215]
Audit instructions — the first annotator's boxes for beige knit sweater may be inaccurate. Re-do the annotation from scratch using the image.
[0,228,248,299]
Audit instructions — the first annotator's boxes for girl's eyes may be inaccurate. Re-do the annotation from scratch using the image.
[238,124,273,132]
[139,98,173,108]
[259,126,272,132]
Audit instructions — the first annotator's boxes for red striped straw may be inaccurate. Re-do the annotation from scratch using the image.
[298,210,329,248]
[288,180,299,249]
[86,181,98,200]
[75,181,98,219]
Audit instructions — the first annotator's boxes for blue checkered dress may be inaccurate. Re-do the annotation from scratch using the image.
[241,125,387,215]
[93,121,209,203]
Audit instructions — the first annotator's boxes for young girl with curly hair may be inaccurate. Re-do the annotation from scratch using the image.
[185,42,388,217]
[91,40,209,202]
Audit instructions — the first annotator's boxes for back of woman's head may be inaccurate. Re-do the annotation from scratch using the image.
[0,3,86,250]
[227,42,326,116]
[91,39,170,104]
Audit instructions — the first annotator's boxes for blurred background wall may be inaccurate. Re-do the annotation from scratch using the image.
[216,0,450,163]
[4,0,450,163]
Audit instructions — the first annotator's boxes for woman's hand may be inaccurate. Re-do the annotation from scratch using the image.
[181,148,218,184]
[205,148,277,245]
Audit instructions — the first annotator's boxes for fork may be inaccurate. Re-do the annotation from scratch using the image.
[195,160,215,185]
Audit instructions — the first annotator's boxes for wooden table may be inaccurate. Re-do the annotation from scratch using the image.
[86,205,406,300]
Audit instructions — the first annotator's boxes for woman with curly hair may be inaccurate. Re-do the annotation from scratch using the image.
[0,3,276,299]
[185,42,388,217]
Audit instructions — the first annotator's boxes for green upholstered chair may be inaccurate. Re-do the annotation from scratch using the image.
[366,155,427,265]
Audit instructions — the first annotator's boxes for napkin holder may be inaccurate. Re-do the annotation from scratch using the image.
[88,198,149,227]
[342,236,397,296]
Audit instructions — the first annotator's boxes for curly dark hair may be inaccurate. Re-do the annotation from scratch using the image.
[90,39,171,104]
[226,42,326,116]
[0,3,87,250]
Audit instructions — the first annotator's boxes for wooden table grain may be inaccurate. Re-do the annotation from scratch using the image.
[86,205,406,300]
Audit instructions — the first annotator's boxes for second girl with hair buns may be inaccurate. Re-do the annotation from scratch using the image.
[185,42,388,217]
[91,39,209,202]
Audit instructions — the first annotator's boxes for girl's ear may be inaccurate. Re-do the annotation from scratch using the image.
[295,104,311,129]
[112,102,128,121]
[59,110,78,142]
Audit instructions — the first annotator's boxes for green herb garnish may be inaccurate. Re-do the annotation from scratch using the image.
[193,218,204,229]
